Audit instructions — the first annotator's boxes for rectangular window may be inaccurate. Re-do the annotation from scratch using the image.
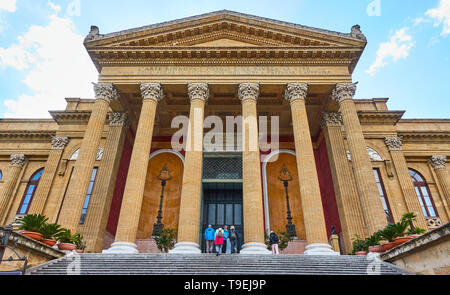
[373,168,394,224]
[79,167,98,224]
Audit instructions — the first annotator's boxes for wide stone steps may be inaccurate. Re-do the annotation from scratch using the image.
[27,254,411,275]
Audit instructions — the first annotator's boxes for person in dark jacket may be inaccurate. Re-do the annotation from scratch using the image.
[229,226,239,254]
[222,225,229,254]
[269,231,280,255]
[204,225,215,253]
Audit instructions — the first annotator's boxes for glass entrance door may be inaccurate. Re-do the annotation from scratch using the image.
[201,182,243,253]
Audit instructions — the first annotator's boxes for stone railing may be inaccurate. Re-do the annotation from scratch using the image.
[426,217,443,230]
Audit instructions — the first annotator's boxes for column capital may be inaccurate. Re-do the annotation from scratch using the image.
[238,83,259,102]
[140,83,165,102]
[429,155,447,169]
[187,83,209,102]
[320,112,343,128]
[285,83,308,103]
[10,154,26,167]
[331,83,357,103]
[93,82,119,103]
[108,112,129,127]
[384,136,403,151]
[51,136,69,150]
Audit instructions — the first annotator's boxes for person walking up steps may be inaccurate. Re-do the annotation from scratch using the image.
[214,228,224,256]
[204,225,215,253]
[229,226,239,254]
[269,231,280,255]
[222,225,229,254]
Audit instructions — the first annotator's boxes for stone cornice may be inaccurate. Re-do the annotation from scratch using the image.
[398,131,450,142]
[0,130,56,142]
[357,111,405,125]
[50,111,92,125]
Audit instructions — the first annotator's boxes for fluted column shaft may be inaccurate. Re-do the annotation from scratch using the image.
[171,83,208,254]
[321,112,366,251]
[29,137,69,215]
[385,137,428,229]
[332,83,387,234]
[83,113,129,252]
[112,84,163,251]
[58,83,117,232]
[0,154,26,224]
[429,156,450,207]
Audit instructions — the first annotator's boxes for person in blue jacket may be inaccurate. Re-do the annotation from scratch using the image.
[204,224,215,253]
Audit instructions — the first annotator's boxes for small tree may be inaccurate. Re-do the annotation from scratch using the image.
[154,228,177,253]
[277,231,293,251]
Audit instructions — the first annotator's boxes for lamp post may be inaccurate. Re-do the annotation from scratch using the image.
[152,164,172,236]
[278,165,296,237]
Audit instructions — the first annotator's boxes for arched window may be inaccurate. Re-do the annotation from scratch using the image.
[373,168,394,224]
[17,168,44,215]
[409,169,438,218]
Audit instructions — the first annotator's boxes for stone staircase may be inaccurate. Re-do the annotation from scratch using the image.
[26,254,411,275]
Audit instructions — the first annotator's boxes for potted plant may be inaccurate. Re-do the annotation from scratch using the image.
[72,233,86,253]
[401,212,426,238]
[379,224,398,251]
[154,228,177,253]
[366,230,385,253]
[55,229,77,251]
[17,214,48,241]
[406,227,426,239]
[391,221,411,246]
[351,236,368,256]
[39,222,64,247]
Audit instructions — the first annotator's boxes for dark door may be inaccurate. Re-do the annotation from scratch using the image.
[201,182,243,253]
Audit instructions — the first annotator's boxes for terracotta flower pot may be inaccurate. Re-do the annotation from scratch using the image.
[57,243,77,251]
[382,242,396,251]
[355,251,367,256]
[368,245,385,253]
[393,236,412,246]
[41,239,57,247]
[20,230,43,241]
[76,249,84,254]
[408,234,422,239]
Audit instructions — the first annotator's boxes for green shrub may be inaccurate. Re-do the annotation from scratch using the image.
[56,229,78,244]
[17,214,48,232]
[154,228,176,253]
[351,235,368,254]
[39,222,64,240]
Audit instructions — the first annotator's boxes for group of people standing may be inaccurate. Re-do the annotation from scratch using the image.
[204,225,239,255]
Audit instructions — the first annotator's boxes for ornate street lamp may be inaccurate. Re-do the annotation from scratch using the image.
[278,165,296,237]
[152,164,172,236]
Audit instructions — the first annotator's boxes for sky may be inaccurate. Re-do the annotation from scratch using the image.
[0,0,449,119]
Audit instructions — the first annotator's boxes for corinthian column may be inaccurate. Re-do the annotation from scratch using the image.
[332,83,387,234]
[384,137,428,229]
[58,83,118,232]
[286,84,337,255]
[105,84,163,254]
[170,83,209,254]
[29,136,69,215]
[0,154,27,224]
[83,113,129,253]
[321,112,366,252]
[236,83,270,254]
[429,155,450,206]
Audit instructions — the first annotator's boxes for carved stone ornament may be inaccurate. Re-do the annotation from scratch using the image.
[96,147,104,161]
[285,83,308,103]
[347,147,383,161]
[331,83,357,103]
[84,26,103,42]
[429,155,446,169]
[238,83,260,101]
[350,25,367,41]
[320,112,343,128]
[140,83,165,102]
[187,83,209,101]
[109,112,129,126]
[10,154,26,167]
[51,136,69,150]
[384,136,403,151]
[93,83,118,103]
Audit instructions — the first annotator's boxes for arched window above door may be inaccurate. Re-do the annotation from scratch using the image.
[409,169,438,218]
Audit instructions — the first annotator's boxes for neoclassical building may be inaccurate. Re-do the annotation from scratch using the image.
[0,11,449,255]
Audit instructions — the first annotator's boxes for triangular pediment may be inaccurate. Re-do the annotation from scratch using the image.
[191,38,258,47]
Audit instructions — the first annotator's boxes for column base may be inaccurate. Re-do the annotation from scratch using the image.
[169,242,201,254]
[102,242,139,254]
[304,243,340,255]
[240,242,271,255]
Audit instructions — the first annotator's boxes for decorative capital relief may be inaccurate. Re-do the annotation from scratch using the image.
[187,83,209,102]
[93,83,118,103]
[10,154,26,167]
[238,83,259,102]
[384,136,403,151]
[51,136,69,150]
[320,112,343,128]
[285,83,308,103]
[331,83,357,104]
[140,83,165,102]
[109,112,129,127]
[429,155,447,170]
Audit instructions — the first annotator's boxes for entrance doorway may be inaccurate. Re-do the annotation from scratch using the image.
[201,182,243,253]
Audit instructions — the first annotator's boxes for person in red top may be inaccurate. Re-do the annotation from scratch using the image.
[214,228,224,256]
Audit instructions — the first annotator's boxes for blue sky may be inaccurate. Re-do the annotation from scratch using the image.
[0,0,449,118]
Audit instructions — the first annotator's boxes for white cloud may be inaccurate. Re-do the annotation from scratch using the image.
[366,28,414,76]
[0,0,16,12]
[426,0,450,36]
[0,3,98,118]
